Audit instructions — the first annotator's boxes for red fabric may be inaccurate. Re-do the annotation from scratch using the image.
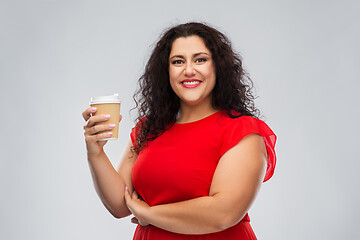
[131,110,277,239]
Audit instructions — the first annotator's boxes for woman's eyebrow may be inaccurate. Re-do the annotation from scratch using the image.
[169,55,184,60]
[169,52,210,60]
[193,52,210,57]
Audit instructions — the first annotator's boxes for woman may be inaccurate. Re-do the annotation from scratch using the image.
[82,22,276,239]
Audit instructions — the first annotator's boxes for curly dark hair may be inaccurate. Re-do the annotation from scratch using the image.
[132,22,259,152]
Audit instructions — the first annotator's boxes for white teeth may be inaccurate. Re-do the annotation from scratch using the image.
[182,81,200,85]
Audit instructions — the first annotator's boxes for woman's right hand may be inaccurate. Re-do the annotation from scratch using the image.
[82,107,121,157]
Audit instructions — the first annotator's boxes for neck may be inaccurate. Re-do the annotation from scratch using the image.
[177,99,218,124]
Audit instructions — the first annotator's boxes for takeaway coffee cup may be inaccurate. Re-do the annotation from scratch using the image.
[90,93,121,140]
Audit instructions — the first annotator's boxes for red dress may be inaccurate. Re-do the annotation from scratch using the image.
[131,111,277,239]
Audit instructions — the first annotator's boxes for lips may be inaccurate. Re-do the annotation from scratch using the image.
[180,79,202,88]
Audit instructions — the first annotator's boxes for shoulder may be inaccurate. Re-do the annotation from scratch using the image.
[217,110,277,182]
[217,111,266,131]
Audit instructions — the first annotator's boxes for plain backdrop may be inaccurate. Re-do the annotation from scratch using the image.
[1,0,359,239]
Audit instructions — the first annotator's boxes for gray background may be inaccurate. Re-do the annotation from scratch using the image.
[1,0,359,239]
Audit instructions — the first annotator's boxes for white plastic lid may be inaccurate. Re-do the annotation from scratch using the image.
[90,93,121,104]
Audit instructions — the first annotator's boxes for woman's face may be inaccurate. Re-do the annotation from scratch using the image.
[169,35,216,108]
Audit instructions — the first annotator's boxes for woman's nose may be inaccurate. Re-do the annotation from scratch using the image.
[184,63,196,77]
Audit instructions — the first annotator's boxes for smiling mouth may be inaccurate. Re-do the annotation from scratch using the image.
[182,81,201,85]
[181,79,202,86]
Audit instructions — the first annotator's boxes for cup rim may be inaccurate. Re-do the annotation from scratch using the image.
[90,93,121,104]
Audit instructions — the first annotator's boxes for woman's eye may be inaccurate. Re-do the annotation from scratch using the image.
[172,60,183,65]
[196,58,207,63]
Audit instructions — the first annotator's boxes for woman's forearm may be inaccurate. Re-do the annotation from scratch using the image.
[145,194,246,235]
[88,150,130,218]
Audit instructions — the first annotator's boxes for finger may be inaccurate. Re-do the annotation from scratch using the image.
[124,186,131,202]
[119,114,122,123]
[132,191,138,199]
[86,114,111,128]
[85,123,115,136]
[82,107,97,121]
[95,131,113,141]
[85,131,113,143]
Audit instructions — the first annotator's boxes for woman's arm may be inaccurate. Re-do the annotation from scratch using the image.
[83,107,136,218]
[125,133,267,234]
[88,140,136,218]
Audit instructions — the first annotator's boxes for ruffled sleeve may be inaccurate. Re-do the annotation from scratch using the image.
[219,116,277,182]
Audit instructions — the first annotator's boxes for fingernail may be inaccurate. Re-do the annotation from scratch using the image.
[109,124,116,128]
[104,115,110,119]
[107,132,113,135]
[125,186,128,190]
[91,107,97,111]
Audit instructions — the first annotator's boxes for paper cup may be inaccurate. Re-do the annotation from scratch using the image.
[90,93,121,141]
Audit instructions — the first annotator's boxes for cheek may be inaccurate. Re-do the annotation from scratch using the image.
[168,67,178,82]
[204,65,216,84]
[168,68,178,92]
[208,69,216,91]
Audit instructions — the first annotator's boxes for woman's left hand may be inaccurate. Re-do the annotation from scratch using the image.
[124,187,150,226]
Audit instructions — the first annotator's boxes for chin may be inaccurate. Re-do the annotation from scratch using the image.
[182,99,203,106]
